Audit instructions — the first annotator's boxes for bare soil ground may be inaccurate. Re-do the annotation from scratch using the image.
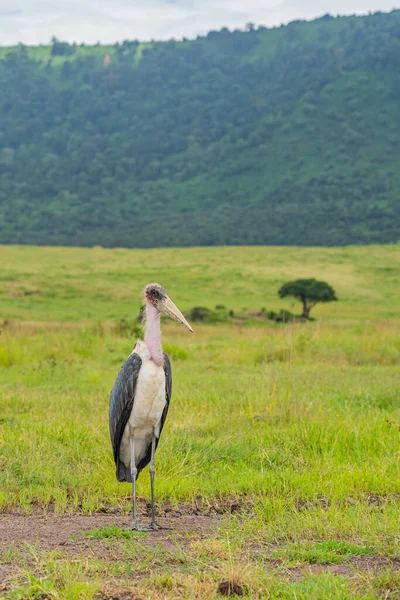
[1,508,399,598]
[286,556,400,579]
[0,511,217,555]
[0,507,220,595]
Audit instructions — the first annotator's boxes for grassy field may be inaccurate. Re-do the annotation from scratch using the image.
[0,244,400,599]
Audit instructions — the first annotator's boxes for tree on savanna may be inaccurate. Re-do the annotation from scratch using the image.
[278,279,338,319]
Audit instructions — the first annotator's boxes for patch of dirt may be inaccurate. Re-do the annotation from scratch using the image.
[295,494,400,512]
[0,510,218,555]
[0,508,221,594]
[2,503,400,595]
[0,566,12,592]
[96,587,144,600]
[217,579,247,596]
[286,555,400,581]
[295,495,331,511]
[157,496,252,517]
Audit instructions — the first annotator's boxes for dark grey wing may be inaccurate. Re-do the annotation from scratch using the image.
[136,353,172,474]
[160,352,172,436]
[109,352,142,482]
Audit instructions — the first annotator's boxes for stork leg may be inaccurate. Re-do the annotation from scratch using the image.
[149,433,161,530]
[129,429,140,530]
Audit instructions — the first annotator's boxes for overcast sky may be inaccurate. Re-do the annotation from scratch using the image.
[0,0,398,46]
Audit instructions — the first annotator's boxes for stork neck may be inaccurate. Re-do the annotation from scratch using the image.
[144,304,163,366]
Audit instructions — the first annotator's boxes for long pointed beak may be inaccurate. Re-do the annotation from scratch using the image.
[161,296,194,333]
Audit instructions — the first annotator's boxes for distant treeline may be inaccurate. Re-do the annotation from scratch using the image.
[0,11,400,247]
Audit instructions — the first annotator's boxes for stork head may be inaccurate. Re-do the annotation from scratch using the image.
[144,283,194,333]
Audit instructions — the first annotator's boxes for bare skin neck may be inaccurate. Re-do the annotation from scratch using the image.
[144,303,164,367]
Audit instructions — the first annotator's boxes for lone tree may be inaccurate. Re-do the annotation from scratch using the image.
[278,279,338,319]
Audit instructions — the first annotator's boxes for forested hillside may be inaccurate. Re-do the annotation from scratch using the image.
[1,11,400,247]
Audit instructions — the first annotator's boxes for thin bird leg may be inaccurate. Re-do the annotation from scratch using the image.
[129,430,139,530]
[149,433,160,530]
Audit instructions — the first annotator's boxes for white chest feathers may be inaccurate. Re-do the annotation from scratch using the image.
[119,341,167,468]
[129,357,166,433]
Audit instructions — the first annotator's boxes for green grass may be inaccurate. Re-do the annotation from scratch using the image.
[272,540,372,565]
[1,244,400,598]
[6,560,99,600]
[81,526,146,540]
[4,545,400,599]
[1,244,399,322]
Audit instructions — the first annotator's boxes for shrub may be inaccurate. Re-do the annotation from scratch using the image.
[275,309,295,323]
[114,318,142,338]
[189,306,213,322]
[188,306,231,323]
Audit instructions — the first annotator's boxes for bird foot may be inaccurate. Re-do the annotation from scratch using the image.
[148,521,163,531]
[130,521,150,532]
[130,521,166,532]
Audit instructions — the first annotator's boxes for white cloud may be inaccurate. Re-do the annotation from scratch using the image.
[0,0,398,45]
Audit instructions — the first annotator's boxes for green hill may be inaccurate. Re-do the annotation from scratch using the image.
[1,11,400,247]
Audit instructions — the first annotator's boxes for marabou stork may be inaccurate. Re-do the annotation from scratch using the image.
[109,284,193,530]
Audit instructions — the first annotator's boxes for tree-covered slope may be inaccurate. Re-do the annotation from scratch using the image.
[1,11,400,247]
